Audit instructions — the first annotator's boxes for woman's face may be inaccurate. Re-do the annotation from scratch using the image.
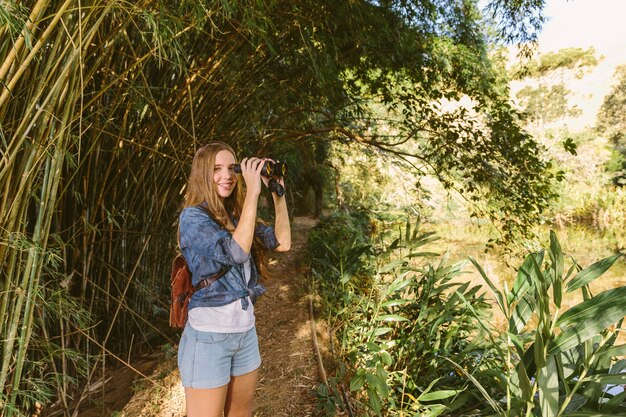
[213,149,238,200]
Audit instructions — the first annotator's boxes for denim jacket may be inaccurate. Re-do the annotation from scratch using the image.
[178,205,279,311]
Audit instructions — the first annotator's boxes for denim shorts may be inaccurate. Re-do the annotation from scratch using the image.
[177,324,261,389]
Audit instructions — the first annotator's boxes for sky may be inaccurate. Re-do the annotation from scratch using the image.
[536,0,626,54]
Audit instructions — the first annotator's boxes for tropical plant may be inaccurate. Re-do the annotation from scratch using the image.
[309,215,492,416]
[465,231,626,416]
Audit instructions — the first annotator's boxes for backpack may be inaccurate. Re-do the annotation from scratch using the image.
[169,254,231,328]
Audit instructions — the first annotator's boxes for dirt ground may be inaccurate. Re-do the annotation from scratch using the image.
[118,215,321,417]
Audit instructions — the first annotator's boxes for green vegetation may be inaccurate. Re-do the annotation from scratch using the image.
[597,64,626,186]
[308,212,626,416]
[1,0,625,416]
[513,48,599,129]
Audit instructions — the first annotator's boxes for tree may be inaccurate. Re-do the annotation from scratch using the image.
[0,0,554,413]
[596,64,626,185]
[512,47,598,129]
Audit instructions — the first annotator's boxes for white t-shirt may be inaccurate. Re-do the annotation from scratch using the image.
[188,260,255,333]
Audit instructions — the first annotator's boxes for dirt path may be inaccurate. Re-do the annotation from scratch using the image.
[120,215,320,417]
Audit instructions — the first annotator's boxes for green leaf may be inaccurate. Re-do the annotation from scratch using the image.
[553,276,563,309]
[584,373,626,384]
[443,358,504,415]
[535,331,546,369]
[601,390,626,413]
[380,299,411,308]
[372,327,392,336]
[418,390,463,401]
[566,253,623,293]
[550,286,626,354]
[379,351,392,366]
[376,314,408,322]
[379,259,405,274]
[367,386,382,413]
[538,354,559,417]
[366,342,381,352]
[510,294,536,334]
[509,253,542,304]
[549,230,564,286]
[407,251,440,258]
[563,394,587,413]
[516,359,533,402]
[386,276,413,294]
[469,256,506,315]
[350,369,366,391]
[597,345,626,362]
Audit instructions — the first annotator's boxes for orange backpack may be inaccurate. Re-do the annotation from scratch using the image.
[169,254,230,328]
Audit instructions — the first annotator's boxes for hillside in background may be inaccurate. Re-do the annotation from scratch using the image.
[509,42,626,132]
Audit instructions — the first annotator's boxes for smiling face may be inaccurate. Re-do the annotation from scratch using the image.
[213,149,238,200]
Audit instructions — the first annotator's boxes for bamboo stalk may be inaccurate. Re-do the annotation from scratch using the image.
[0,0,51,84]
[0,0,71,111]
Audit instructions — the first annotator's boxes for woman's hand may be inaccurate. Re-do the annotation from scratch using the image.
[239,157,265,197]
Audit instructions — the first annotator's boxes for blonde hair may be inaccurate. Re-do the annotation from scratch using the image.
[184,142,244,231]
[184,142,269,280]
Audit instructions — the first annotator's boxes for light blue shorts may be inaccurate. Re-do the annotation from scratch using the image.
[177,324,261,389]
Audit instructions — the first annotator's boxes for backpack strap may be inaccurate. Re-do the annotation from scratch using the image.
[193,265,232,292]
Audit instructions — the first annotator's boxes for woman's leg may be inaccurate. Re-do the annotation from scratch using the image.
[224,368,259,417]
[185,385,229,417]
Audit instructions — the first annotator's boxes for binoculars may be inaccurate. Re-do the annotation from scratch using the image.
[233,161,287,197]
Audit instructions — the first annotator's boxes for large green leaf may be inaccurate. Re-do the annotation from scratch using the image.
[549,231,564,283]
[510,293,536,334]
[584,373,626,384]
[550,286,626,354]
[469,255,506,315]
[566,253,623,293]
[418,390,463,401]
[508,252,543,304]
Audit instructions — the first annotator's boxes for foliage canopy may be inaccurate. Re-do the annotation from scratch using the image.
[0,0,555,413]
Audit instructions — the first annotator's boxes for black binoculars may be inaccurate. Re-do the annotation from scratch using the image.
[233,161,287,197]
[233,161,287,177]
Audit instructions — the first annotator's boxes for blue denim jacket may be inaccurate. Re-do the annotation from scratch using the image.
[178,205,279,311]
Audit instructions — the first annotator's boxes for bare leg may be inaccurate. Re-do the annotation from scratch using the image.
[224,368,259,417]
[185,385,229,417]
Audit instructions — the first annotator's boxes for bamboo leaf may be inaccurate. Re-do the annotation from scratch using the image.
[379,259,406,274]
[566,254,623,293]
[538,354,559,417]
[376,314,408,322]
[549,230,564,285]
[372,327,392,336]
[516,359,533,402]
[469,256,506,315]
[601,390,626,413]
[380,299,411,308]
[550,287,626,354]
[563,394,587,413]
[418,390,463,401]
[584,373,626,384]
[510,293,536,334]
[386,277,414,294]
[443,357,504,415]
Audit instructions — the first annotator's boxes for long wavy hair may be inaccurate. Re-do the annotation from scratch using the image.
[183,142,269,281]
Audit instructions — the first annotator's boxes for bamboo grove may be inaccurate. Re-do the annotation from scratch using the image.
[0,1,297,413]
[1,0,554,415]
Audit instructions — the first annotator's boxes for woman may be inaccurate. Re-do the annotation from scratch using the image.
[177,142,291,417]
